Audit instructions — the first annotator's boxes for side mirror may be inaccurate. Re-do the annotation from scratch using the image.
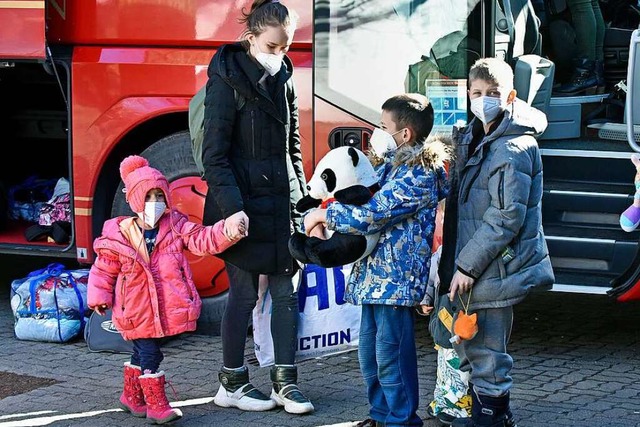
[626,29,640,152]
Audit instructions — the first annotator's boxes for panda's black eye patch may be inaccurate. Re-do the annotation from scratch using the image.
[321,168,336,193]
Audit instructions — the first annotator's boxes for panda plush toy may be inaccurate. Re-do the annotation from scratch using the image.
[289,146,381,268]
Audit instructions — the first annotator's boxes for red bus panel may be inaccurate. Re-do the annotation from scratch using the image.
[0,0,45,60]
[47,0,312,48]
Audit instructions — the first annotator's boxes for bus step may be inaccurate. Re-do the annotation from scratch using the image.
[586,122,640,143]
[542,155,636,185]
[545,231,637,277]
[543,187,634,229]
[543,223,639,241]
[550,270,615,292]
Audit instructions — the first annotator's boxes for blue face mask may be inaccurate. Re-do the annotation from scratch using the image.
[470,96,505,125]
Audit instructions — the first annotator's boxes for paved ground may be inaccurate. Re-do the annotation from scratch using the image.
[2,256,640,426]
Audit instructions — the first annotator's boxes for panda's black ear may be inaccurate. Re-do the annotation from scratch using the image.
[348,147,359,167]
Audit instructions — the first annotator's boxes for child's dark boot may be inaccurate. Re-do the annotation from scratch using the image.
[451,388,516,427]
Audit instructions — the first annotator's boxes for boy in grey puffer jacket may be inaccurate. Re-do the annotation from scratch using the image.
[440,57,555,427]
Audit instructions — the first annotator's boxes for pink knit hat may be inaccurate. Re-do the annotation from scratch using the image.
[119,155,171,213]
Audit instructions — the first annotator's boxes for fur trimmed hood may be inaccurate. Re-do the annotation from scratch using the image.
[368,134,453,170]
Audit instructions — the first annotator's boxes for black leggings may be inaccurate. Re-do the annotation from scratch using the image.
[221,262,299,368]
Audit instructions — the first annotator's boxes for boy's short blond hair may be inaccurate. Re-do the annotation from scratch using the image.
[468,57,514,92]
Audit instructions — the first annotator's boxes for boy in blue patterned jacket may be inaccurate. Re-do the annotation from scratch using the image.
[304,93,450,427]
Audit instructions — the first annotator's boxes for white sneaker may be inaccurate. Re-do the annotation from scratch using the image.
[214,383,276,412]
[270,385,315,414]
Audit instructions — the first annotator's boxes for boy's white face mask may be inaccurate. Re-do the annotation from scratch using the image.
[470,96,506,125]
[138,201,166,228]
[369,128,404,156]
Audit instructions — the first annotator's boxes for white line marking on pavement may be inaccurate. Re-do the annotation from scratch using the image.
[0,397,215,426]
[0,409,122,427]
[316,423,359,427]
[0,412,56,421]
[170,396,214,408]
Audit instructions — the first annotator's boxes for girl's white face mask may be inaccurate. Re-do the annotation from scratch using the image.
[254,43,283,76]
[138,201,166,228]
[470,96,506,125]
[369,128,404,156]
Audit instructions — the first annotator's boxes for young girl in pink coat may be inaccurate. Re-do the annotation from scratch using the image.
[88,155,243,424]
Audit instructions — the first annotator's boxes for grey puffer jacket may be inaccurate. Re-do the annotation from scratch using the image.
[449,99,554,310]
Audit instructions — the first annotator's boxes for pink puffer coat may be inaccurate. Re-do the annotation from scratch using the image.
[88,210,234,340]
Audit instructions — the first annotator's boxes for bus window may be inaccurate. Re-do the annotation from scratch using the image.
[314,0,483,129]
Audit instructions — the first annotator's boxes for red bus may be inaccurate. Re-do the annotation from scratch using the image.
[0,0,639,331]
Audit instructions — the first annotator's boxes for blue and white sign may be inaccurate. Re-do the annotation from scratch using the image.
[425,79,468,133]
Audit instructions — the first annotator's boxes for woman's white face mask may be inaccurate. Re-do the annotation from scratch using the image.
[248,25,294,77]
[254,43,284,76]
[138,201,166,228]
[369,128,405,156]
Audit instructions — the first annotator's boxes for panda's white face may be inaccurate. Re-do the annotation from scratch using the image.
[306,146,378,201]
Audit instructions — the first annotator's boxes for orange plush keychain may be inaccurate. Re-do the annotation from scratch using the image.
[449,290,478,345]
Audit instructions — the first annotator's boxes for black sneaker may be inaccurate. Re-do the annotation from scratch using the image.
[438,411,460,425]
[426,404,436,419]
[356,419,384,427]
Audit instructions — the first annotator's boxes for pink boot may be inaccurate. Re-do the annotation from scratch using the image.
[139,371,183,424]
[118,362,146,417]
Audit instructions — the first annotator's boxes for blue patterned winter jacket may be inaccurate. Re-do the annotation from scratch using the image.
[326,136,450,306]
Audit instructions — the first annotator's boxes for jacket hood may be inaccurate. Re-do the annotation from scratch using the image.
[370,134,452,200]
[209,42,294,98]
[488,98,548,140]
[369,134,452,168]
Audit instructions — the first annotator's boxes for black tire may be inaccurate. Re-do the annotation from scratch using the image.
[111,130,228,335]
[111,130,196,216]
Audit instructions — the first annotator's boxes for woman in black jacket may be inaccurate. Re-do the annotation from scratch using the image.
[201,0,312,415]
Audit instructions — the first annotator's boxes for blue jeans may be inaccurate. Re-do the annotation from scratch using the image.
[131,338,164,374]
[358,304,422,426]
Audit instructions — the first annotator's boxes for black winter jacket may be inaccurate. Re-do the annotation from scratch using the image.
[202,43,306,274]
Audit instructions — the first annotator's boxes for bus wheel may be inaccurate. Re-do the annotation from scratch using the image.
[110,130,228,335]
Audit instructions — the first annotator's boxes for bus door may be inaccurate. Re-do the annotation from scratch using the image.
[313,0,488,165]
[534,0,640,295]
[608,29,640,301]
